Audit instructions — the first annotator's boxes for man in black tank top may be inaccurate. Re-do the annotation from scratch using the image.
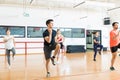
[43,19,60,77]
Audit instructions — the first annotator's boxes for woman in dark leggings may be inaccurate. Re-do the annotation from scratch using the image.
[93,32,103,61]
[3,28,16,69]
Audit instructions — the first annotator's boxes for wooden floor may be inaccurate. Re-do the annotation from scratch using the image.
[0,51,120,80]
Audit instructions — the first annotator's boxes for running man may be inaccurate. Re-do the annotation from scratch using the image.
[43,19,60,77]
[110,22,120,70]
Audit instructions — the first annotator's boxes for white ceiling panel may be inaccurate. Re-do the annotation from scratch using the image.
[0,0,119,10]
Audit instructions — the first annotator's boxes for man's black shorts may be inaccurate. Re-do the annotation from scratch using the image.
[110,43,120,53]
[43,43,57,60]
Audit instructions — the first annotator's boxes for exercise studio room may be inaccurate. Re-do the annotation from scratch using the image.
[0,0,120,80]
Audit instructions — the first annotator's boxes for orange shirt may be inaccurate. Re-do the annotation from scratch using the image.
[110,30,120,47]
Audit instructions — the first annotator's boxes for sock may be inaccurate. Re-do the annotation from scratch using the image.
[52,56,55,58]
[47,72,50,74]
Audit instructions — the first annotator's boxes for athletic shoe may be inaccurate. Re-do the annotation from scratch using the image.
[51,57,56,65]
[46,72,50,77]
[110,67,115,71]
[99,51,101,55]
[93,59,96,61]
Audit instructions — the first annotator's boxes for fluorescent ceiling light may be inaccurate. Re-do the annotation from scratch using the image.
[107,6,120,11]
[80,16,87,19]
[86,1,115,8]
[51,0,85,5]
[73,1,85,8]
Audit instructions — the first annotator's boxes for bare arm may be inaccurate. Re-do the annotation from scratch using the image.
[55,35,58,43]
[44,29,52,43]
[3,37,11,42]
[3,37,7,42]
[44,35,52,43]
[112,32,120,40]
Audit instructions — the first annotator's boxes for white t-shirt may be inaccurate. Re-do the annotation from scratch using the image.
[4,35,14,49]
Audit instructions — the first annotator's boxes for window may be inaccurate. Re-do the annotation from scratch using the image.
[64,28,72,38]
[59,28,65,36]
[43,27,47,32]
[72,28,85,38]
[54,28,85,38]
[27,27,43,38]
[53,28,65,36]
[0,26,25,38]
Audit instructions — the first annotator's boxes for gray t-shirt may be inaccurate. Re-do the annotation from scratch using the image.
[93,36,100,45]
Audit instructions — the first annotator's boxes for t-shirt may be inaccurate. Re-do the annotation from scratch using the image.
[93,36,100,45]
[110,30,120,47]
[4,35,14,49]
[43,29,56,46]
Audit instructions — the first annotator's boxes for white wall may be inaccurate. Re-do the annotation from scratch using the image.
[103,8,120,50]
[86,9,110,49]
[108,8,120,23]
[0,6,109,54]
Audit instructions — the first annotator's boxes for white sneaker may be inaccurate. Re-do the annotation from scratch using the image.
[8,65,11,69]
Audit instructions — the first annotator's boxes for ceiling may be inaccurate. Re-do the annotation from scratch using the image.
[0,0,120,10]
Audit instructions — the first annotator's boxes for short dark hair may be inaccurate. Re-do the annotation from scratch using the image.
[112,22,118,26]
[6,28,10,32]
[46,19,53,26]
[92,31,97,34]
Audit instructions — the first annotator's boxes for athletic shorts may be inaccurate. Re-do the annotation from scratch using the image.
[110,43,120,53]
[60,43,64,49]
[43,43,57,60]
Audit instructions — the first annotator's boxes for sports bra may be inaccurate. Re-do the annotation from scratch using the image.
[57,36,63,42]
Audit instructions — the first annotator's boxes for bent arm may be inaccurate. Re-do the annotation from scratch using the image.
[44,33,52,43]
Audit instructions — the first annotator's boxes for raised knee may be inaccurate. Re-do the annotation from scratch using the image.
[56,44,61,48]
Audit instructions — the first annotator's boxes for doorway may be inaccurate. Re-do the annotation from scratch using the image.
[86,30,102,51]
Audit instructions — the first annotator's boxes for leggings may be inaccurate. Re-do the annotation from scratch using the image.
[6,47,16,65]
[93,44,103,59]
